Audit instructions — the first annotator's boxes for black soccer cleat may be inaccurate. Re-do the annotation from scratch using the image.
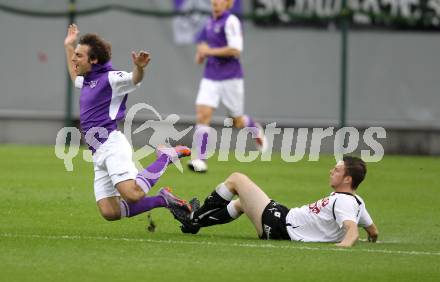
[191,192,229,224]
[180,198,201,234]
[158,187,192,221]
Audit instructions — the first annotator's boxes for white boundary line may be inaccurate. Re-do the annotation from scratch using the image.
[1,233,439,257]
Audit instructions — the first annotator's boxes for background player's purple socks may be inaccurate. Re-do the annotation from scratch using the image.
[243,115,260,136]
[243,115,257,128]
[194,124,210,160]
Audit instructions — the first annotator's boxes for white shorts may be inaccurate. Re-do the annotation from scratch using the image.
[92,130,138,202]
[196,78,244,117]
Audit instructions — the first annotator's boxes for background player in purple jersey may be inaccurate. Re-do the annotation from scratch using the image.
[188,0,267,173]
[174,156,379,247]
[64,24,192,223]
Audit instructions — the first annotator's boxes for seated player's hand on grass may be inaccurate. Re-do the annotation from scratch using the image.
[364,224,379,243]
[335,242,353,248]
[368,234,378,243]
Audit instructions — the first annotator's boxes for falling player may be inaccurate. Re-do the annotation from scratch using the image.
[64,24,191,222]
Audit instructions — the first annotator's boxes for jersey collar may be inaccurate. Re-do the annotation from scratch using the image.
[333,192,362,205]
[85,61,113,80]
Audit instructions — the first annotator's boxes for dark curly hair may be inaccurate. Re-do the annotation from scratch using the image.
[343,156,367,190]
[79,33,112,64]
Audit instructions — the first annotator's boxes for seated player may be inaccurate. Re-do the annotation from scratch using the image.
[171,156,379,247]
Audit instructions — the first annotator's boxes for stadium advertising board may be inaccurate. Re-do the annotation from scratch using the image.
[252,0,440,31]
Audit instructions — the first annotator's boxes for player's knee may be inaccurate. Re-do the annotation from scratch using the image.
[118,182,146,203]
[123,190,145,203]
[226,172,248,185]
[100,210,120,221]
[196,108,212,124]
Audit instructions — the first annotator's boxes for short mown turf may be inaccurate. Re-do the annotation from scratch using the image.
[0,145,439,282]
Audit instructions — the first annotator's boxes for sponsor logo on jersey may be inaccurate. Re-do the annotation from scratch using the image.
[89,80,98,88]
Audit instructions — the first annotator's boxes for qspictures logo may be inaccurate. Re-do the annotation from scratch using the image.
[54,103,386,172]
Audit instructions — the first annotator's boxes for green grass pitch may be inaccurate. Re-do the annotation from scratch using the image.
[0,145,439,281]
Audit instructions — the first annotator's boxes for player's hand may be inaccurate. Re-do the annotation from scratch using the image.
[335,242,352,248]
[197,43,210,56]
[132,51,151,69]
[195,52,205,64]
[64,24,79,47]
[368,234,378,243]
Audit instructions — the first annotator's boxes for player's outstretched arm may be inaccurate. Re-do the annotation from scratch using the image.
[364,223,379,243]
[64,24,79,82]
[131,51,151,85]
[336,220,359,247]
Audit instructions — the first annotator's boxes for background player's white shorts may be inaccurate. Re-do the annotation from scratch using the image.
[92,130,138,202]
[196,78,244,117]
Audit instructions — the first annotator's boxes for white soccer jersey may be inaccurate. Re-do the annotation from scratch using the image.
[285,192,373,242]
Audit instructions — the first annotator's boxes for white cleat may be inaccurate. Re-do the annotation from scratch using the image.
[188,159,208,173]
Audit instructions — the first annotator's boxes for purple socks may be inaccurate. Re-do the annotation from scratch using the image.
[135,154,170,193]
[119,196,166,218]
[243,115,260,136]
[194,124,210,160]
[243,115,257,128]
[193,118,259,160]
[117,152,178,219]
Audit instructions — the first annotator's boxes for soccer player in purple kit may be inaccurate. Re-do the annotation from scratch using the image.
[64,24,192,222]
[188,0,267,173]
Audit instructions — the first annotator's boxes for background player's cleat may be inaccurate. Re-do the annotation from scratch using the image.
[174,145,191,158]
[187,159,208,173]
[180,198,201,234]
[156,145,191,160]
[254,123,268,153]
[158,187,192,218]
